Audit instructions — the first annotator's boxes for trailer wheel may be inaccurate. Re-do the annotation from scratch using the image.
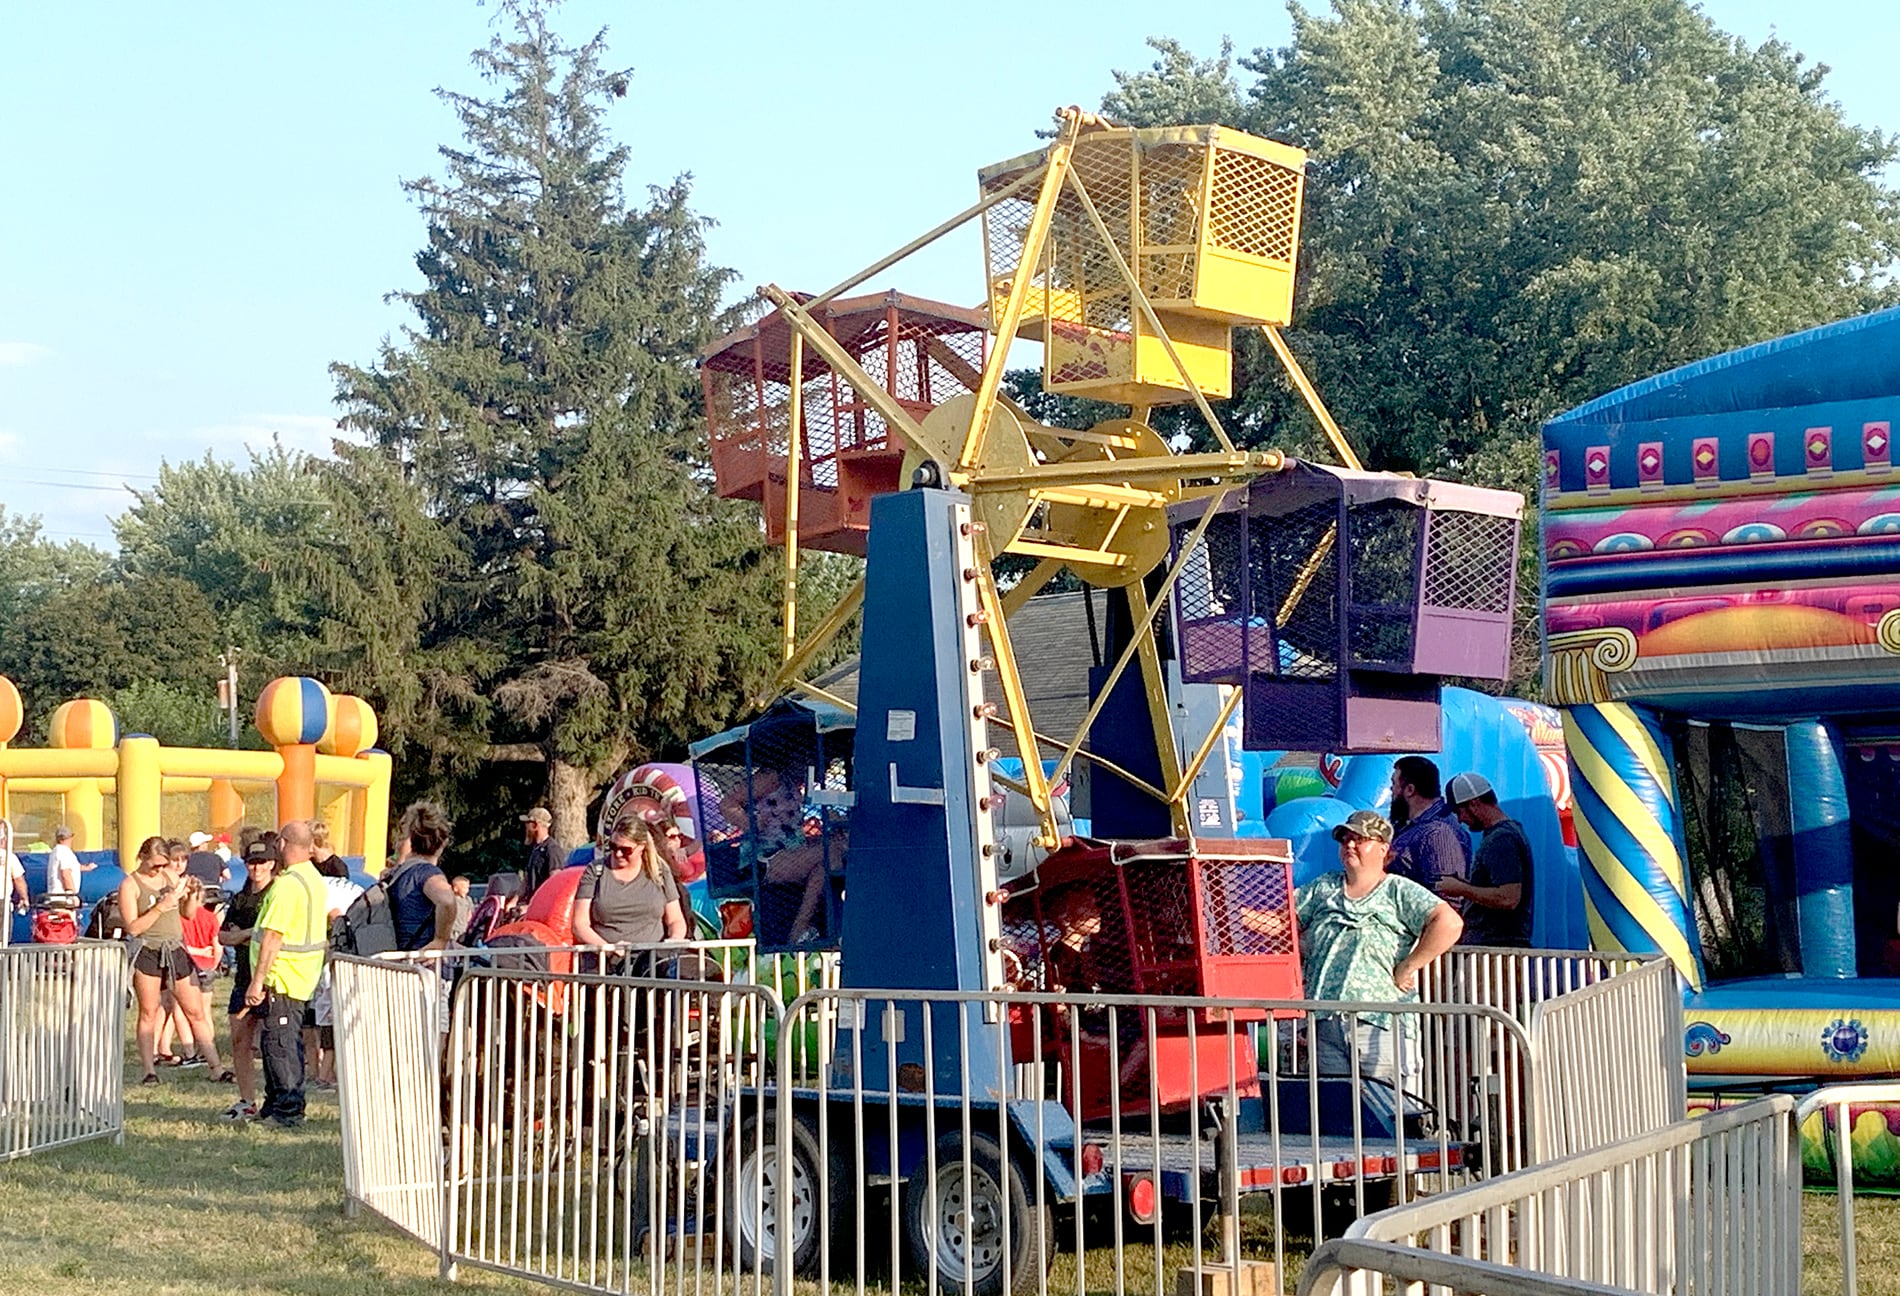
[902,1132,1049,1296]
[728,1114,841,1274]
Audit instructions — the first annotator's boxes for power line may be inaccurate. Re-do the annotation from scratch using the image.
[6,477,140,493]
[3,464,160,481]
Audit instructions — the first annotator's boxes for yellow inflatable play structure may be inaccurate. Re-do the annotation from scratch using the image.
[0,674,390,869]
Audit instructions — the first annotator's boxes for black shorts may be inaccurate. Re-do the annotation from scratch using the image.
[229,979,252,1017]
[132,944,194,986]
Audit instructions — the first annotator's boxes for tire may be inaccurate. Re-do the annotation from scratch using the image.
[902,1132,1051,1296]
[727,1113,844,1274]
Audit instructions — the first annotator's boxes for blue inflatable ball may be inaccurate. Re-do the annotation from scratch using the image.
[1263,796,1356,886]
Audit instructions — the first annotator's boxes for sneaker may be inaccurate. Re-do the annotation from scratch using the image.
[219,1101,256,1123]
[179,1056,208,1070]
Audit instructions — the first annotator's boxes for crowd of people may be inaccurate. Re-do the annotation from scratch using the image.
[24,741,1537,1124]
[85,791,702,1128]
[92,806,450,1126]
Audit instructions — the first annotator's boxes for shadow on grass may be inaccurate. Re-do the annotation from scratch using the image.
[0,1056,538,1295]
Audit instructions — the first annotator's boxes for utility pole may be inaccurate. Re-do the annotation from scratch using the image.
[216,648,241,748]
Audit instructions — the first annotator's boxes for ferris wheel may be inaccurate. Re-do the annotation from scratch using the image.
[699,109,1517,850]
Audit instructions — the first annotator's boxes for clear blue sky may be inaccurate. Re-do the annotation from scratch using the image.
[0,0,1889,544]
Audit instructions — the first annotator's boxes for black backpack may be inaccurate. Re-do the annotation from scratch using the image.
[331,862,409,956]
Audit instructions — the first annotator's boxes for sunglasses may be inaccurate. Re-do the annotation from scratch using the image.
[610,844,639,860]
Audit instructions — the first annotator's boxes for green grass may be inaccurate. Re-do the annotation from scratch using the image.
[0,1024,541,1296]
[5,1020,1900,1294]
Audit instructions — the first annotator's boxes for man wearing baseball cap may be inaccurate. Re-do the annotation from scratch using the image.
[1294,808,1463,1082]
[1440,773,1533,947]
[1385,756,1471,892]
[519,807,565,897]
[184,831,229,891]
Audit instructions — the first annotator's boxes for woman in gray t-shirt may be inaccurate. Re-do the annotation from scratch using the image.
[572,818,687,948]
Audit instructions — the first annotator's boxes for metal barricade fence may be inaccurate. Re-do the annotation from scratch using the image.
[1526,957,1684,1161]
[332,940,768,1251]
[333,955,450,1243]
[770,987,1537,1296]
[1419,948,1644,1028]
[0,940,126,1161]
[332,945,1678,1296]
[443,961,784,1292]
[1421,951,1681,1168]
[1794,1080,1900,1296]
[1299,1239,1642,1295]
[1347,1095,1801,1296]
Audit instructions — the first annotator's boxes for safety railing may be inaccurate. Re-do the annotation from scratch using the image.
[331,942,1677,1296]
[332,955,450,1244]
[0,940,127,1161]
[1299,1238,1642,1295]
[770,987,1538,1296]
[1349,1095,1801,1295]
[442,962,784,1291]
[1795,1080,1900,1296]
[1420,949,1682,1167]
[1527,956,1684,1160]
[1419,947,1644,1028]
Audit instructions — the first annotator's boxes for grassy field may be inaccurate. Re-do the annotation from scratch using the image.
[4,1030,1900,1295]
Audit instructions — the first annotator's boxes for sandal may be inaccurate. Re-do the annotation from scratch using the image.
[139,1072,159,1086]
[210,1069,235,1084]
[156,1052,184,1067]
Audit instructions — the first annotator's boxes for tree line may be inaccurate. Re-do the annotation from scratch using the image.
[3,0,1894,867]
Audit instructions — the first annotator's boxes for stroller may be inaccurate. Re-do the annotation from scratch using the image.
[30,892,81,945]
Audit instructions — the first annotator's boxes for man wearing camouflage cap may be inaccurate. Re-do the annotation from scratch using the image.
[1296,809,1463,1082]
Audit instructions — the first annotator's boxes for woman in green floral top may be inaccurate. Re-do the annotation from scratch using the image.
[1294,809,1463,1086]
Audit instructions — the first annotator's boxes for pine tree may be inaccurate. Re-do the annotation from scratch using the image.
[331,0,779,847]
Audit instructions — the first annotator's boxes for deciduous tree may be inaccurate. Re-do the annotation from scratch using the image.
[1100,0,1900,689]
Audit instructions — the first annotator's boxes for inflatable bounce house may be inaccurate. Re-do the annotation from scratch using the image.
[1232,687,1585,948]
[1,674,390,942]
[1541,305,1900,1181]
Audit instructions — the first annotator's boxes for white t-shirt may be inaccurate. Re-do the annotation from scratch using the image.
[49,843,81,893]
[5,851,22,890]
[323,876,365,920]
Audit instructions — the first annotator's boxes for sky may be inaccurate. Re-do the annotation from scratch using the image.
[0,0,1893,545]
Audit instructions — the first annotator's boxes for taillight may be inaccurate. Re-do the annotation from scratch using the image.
[1080,1142,1105,1177]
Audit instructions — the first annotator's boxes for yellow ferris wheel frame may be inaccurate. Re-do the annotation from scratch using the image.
[758,109,1362,850]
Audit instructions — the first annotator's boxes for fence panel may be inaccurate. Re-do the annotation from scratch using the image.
[1794,1080,1900,1296]
[1351,1096,1801,1296]
[772,987,1537,1296]
[332,955,452,1247]
[443,960,785,1294]
[333,944,1678,1296]
[1528,957,1685,1160]
[0,940,126,1161]
[1419,948,1643,1028]
[1299,1238,1643,1295]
